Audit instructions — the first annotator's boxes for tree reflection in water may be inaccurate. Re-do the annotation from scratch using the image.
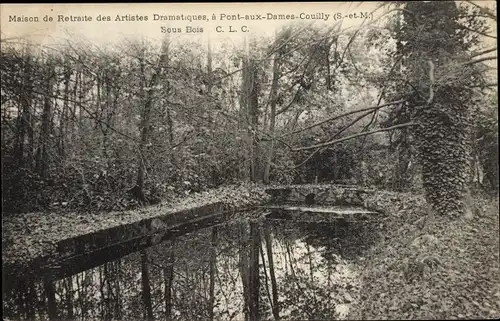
[3,214,377,321]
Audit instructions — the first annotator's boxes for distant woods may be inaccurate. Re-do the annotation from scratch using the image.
[1,1,497,215]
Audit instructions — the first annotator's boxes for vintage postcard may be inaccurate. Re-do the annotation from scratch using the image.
[2,2,498,321]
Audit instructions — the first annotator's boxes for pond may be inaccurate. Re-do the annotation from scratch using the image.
[3,210,379,321]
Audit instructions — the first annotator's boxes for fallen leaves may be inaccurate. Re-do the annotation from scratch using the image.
[2,182,272,266]
[348,192,500,320]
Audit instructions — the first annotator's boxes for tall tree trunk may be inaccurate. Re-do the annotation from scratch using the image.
[264,226,280,320]
[166,108,174,146]
[16,51,33,169]
[64,276,74,320]
[306,243,314,282]
[164,248,174,321]
[208,227,217,321]
[326,43,332,91]
[248,222,261,321]
[59,63,71,162]
[114,260,123,320]
[77,70,86,145]
[104,263,113,321]
[71,69,80,142]
[239,37,260,182]
[135,38,170,204]
[248,59,259,182]
[135,53,150,204]
[402,1,476,218]
[239,39,250,181]
[99,265,105,320]
[15,279,29,320]
[263,33,281,184]
[165,35,174,147]
[239,221,250,321]
[141,250,154,321]
[14,102,25,169]
[76,274,84,319]
[207,37,213,95]
[25,281,37,320]
[44,277,58,321]
[27,99,35,170]
[37,62,54,179]
[103,76,114,169]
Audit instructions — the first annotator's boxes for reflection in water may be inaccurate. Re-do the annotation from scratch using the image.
[3,214,374,321]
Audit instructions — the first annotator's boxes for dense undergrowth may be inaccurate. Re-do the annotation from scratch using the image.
[349,189,500,320]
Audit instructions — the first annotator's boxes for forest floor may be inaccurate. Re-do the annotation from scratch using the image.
[349,191,500,320]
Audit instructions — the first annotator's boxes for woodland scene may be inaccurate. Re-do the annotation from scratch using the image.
[1,2,498,320]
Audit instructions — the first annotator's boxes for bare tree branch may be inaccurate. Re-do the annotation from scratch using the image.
[469,82,497,88]
[282,109,376,169]
[464,0,497,21]
[458,24,497,39]
[357,53,405,151]
[292,122,418,152]
[464,55,498,66]
[214,4,407,83]
[281,99,406,138]
[427,60,435,104]
[470,47,498,58]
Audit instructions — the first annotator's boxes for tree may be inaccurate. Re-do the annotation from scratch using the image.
[208,227,217,321]
[248,222,261,321]
[474,91,499,191]
[239,37,260,182]
[263,31,282,184]
[140,249,154,320]
[134,38,171,205]
[264,225,280,319]
[164,248,174,321]
[397,1,492,217]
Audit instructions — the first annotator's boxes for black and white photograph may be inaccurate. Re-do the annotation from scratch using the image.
[1,2,498,320]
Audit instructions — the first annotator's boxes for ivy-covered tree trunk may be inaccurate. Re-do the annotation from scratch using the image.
[400,1,485,218]
[413,88,473,217]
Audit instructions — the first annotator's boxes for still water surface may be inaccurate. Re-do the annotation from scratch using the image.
[4,212,376,321]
